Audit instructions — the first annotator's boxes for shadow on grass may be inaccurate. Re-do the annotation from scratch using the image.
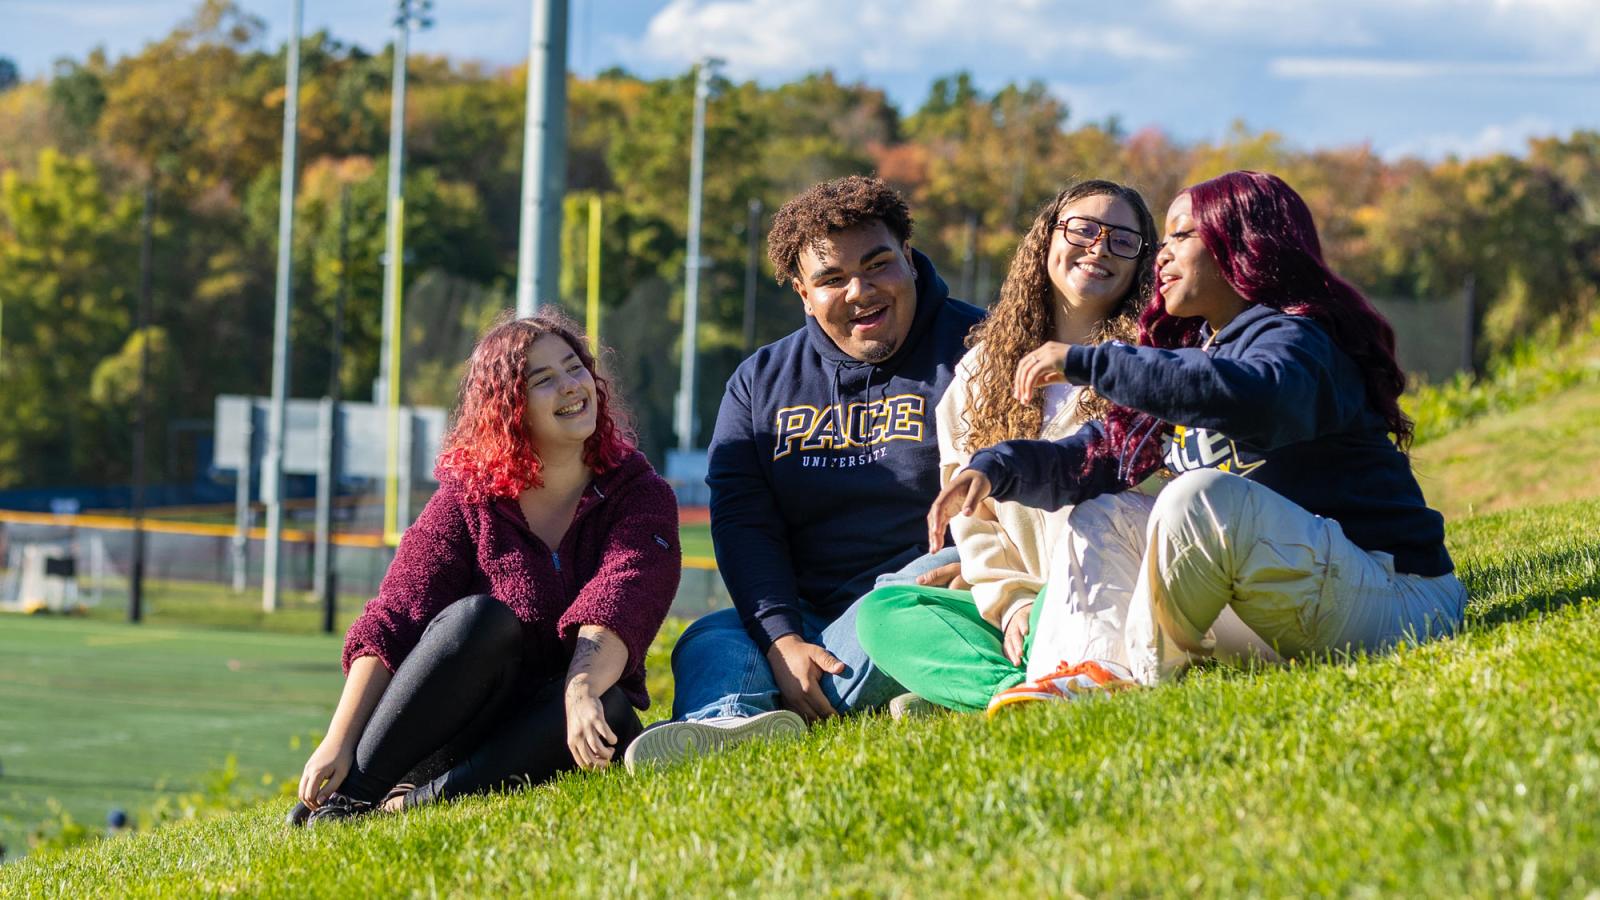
[1461,542,1600,630]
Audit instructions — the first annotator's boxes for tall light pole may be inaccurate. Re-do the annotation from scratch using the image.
[675,58,720,452]
[378,0,431,545]
[262,0,303,613]
[378,0,431,407]
[515,0,568,316]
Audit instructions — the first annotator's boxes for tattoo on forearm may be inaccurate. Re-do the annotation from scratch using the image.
[569,634,605,674]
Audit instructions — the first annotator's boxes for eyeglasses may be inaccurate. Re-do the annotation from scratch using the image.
[1054,217,1144,259]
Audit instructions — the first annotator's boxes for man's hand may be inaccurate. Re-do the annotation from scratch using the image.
[765,635,844,722]
[1003,602,1033,666]
[928,468,993,553]
[1014,341,1072,405]
[915,561,970,591]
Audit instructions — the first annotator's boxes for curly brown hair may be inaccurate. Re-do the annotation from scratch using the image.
[956,180,1158,455]
[767,175,914,284]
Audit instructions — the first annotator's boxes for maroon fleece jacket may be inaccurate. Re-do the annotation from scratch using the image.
[341,450,681,709]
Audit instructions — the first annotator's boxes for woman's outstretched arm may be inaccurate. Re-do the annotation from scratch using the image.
[298,656,393,808]
[563,625,629,770]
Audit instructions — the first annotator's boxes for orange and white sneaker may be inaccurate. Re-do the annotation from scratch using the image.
[985,659,1139,717]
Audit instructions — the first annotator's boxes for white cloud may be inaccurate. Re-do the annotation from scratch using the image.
[1384,116,1558,160]
[9,1,191,30]
[1270,57,1599,78]
[1160,0,1600,63]
[623,0,1186,80]
[1156,0,1380,46]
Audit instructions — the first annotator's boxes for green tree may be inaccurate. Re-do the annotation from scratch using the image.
[0,150,140,486]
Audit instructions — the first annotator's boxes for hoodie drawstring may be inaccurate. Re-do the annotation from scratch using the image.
[1117,414,1166,486]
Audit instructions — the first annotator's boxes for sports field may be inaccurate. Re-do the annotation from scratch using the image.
[0,619,337,855]
[0,522,713,857]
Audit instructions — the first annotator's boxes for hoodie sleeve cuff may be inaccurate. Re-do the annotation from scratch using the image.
[966,452,1016,504]
[1063,343,1097,386]
[745,607,805,654]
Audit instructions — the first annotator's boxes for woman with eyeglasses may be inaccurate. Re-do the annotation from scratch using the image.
[857,180,1173,713]
[930,171,1465,710]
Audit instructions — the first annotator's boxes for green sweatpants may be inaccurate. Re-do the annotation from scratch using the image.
[856,584,1046,713]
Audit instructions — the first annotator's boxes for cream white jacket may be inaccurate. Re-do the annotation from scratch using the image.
[936,341,1086,630]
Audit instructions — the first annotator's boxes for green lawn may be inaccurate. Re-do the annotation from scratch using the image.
[681,522,713,560]
[2,497,1596,894]
[5,335,1600,892]
[82,580,367,635]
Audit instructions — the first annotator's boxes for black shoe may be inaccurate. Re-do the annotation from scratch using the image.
[382,782,416,811]
[285,801,312,828]
[305,793,377,826]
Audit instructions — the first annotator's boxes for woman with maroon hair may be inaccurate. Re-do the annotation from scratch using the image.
[931,170,1465,710]
[289,309,680,825]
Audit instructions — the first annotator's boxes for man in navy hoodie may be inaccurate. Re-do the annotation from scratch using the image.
[625,176,984,770]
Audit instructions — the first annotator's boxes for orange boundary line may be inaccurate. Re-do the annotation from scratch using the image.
[0,509,721,570]
[0,509,388,548]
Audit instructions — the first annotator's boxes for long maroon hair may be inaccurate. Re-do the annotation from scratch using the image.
[1095,170,1413,483]
[435,308,634,502]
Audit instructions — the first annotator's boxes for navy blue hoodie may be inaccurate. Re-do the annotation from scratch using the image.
[707,250,984,649]
[968,305,1453,577]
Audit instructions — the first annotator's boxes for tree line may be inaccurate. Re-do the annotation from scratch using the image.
[0,0,1595,491]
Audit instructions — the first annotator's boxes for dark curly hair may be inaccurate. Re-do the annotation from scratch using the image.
[767,175,914,283]
[958,180,1157,454]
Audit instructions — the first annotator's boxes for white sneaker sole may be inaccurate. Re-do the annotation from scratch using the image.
[623,710,807,772]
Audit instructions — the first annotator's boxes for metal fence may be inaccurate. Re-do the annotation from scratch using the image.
[0,506,726,624]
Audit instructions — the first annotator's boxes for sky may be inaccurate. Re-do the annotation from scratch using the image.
[4,0,1597,160]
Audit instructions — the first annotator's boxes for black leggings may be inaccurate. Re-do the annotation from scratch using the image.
[337,594,642,808]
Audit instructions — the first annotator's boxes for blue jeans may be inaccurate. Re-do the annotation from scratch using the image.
[671,548,958,721]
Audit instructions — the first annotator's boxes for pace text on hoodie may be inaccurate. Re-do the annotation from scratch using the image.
[707,249,984,650]
[968,304,1453,577]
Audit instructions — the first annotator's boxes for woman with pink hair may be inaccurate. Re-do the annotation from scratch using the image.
[290,308,680,824]
[931,171,1465,710]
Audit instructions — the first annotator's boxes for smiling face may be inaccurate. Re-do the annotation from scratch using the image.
[792,219,918,363]
[1155,192,1248,330]
[522,333,598,451]
[1046,193,1143,324]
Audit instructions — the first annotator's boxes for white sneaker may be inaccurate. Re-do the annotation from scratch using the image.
[623,709,806,773]
[985,659,1139,717]
[887,692,939,720]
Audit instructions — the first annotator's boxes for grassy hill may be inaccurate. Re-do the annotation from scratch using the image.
[5,329,1600,895]
[1406,315,1600,521]
[3,496,1596,896]
[1413,377,1600,521]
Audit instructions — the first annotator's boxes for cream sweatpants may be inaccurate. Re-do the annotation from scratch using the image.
[1026,469,1468,685]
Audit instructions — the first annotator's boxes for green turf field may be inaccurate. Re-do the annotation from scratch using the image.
[0,598,688,862]
[0,618,340,858]
[681,522,713,559]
